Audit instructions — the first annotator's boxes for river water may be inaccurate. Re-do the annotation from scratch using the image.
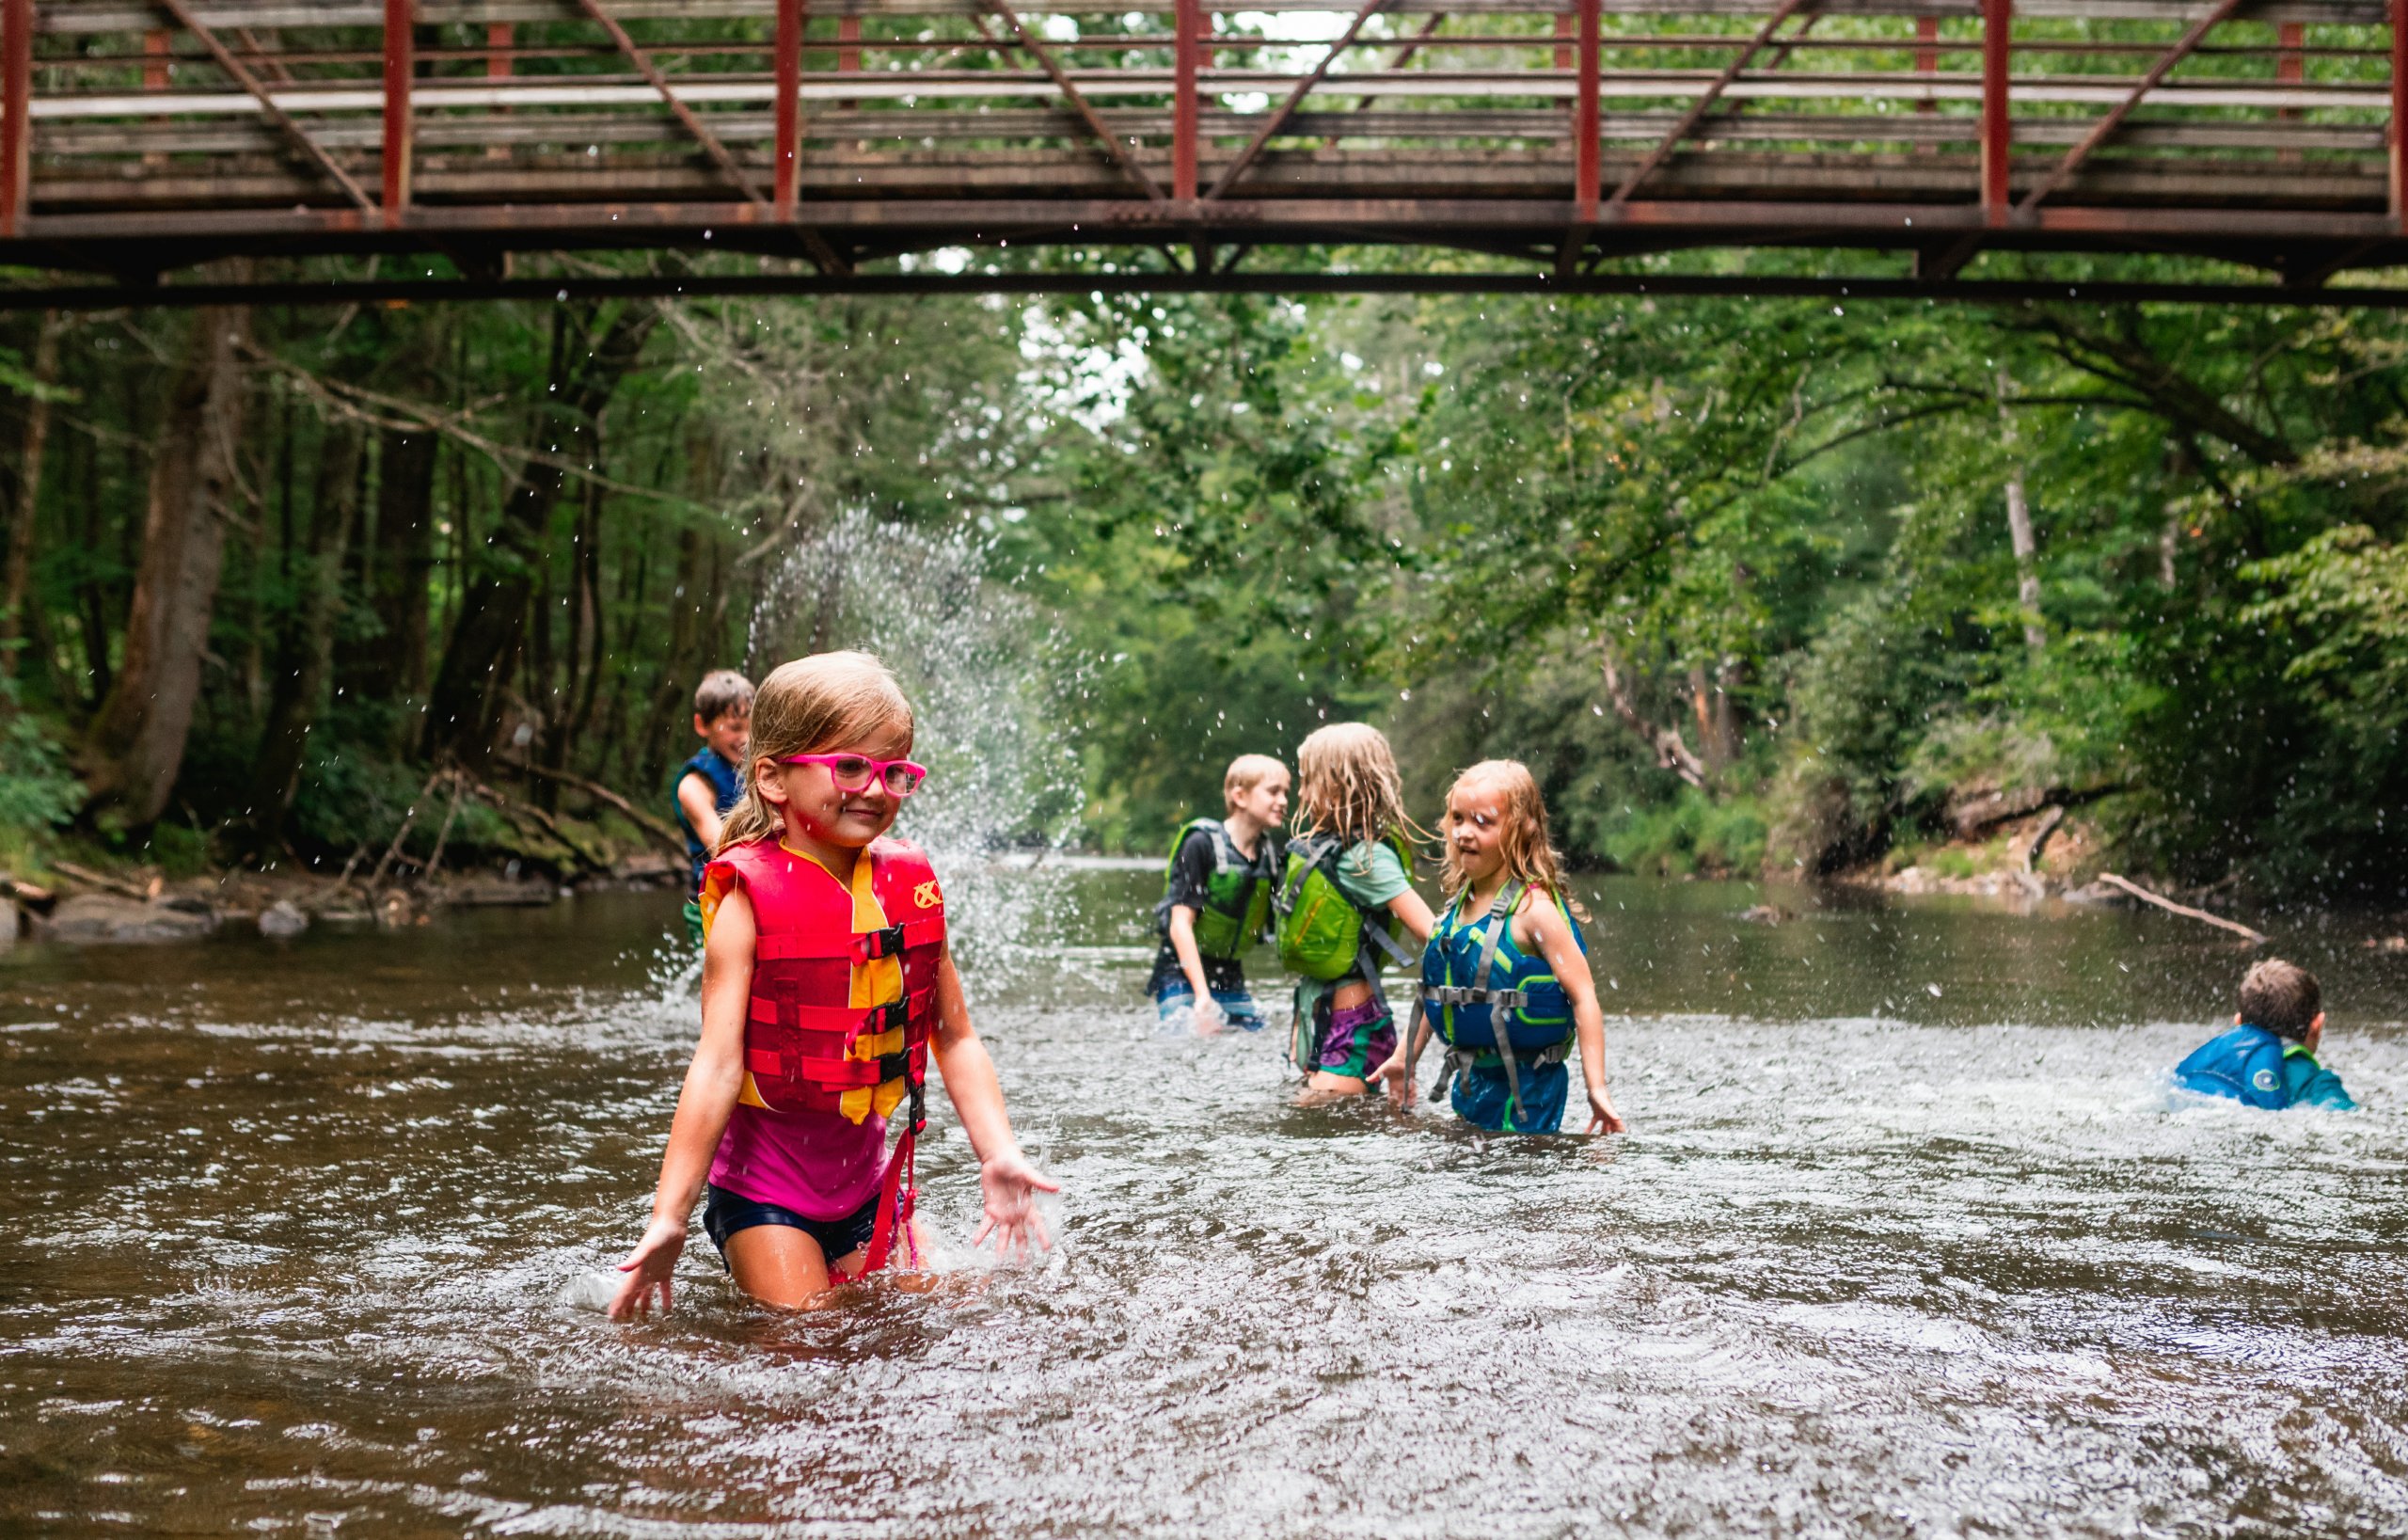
[5,868,2406,1537]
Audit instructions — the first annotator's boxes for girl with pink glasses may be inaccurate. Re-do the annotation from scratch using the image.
[610,650,1056,1315]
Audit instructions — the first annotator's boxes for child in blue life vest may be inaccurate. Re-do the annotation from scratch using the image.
[674,669,752,944]
[1149,754,1290,1035]
[1279,723,1435,1103]
[610,650,1056,1316]
[1373,760,1624,1135]
[2173,957,2355,1111]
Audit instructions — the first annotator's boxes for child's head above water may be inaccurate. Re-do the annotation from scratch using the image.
[717,650,917,854]
[1292,723,1411,847]
[2239,958,2323,1043]
[1222,753,1291,826]
[1441,759,1583,916]
[691,669,754,760]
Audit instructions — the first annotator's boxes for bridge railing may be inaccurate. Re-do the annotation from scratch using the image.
[1,1,2400,281]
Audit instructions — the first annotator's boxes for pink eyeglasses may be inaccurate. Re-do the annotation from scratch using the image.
[780,753,929,798]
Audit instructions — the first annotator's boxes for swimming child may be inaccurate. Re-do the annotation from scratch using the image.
[674,669,753,945]
[1148,754,1291,1035]
[1372,760,1624,1134]
[1275,723,1435,1102]
[2173,957,2355,1111]
[610,651,1057,1316]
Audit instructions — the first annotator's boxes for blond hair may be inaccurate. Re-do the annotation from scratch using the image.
[1222,753,1287,814]
[1292,722,1422,851]
[715,651,914,851]
[1440,759,1588,920]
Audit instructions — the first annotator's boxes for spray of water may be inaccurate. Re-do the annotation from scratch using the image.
[746,507,1085,978]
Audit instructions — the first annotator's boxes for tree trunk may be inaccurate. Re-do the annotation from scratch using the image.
[247,420,363,846]
[80,304,252,827]
[421,301,656,766]
[1996,371,2044,653]
[1602,642,1706,788]
[1,311,62,682]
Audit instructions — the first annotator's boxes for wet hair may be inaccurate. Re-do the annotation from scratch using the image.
[1222,754,1288,815]
[693,669,756,725]
[714,651,913,852]
[1440,759,1588,921]
[2240,958,2321,1040]
[1292,722,1422,852]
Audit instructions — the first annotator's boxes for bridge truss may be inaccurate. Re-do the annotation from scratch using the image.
[3,0,2406,302]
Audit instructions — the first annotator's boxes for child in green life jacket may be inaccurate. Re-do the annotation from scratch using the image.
[674,669,752,945]
[1373,760,1624,1135]
[1278,723,1435,1103]
[1149,754,1291,1034]
[2173,957,2355,1111]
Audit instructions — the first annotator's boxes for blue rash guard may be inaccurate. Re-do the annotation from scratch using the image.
[674,747,745,896]
[2173,1024,2356,1111]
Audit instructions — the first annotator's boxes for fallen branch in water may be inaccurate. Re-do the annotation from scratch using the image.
[2099,872,2268,945]
[50,859,156,901]
[499,758,688,864]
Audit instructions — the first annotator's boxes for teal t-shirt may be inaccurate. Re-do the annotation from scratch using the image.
[1332,838,1411,913]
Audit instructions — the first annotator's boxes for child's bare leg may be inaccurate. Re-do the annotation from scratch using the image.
[725,1225,839,1310]
[1296,982,1390,1103]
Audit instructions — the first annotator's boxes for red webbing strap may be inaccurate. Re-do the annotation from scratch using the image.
[754,931,864,962]
[863,1125,917,1273]
[862,1035,932,1275]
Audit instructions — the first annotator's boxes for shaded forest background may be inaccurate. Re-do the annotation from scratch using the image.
[2,253,2404,899]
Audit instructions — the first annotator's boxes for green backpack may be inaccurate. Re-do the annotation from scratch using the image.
[1155,818,1273,961]
[1275,830,1416,982]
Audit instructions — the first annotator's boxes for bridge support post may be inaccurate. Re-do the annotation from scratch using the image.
[1980,0,2011,225]
[1573,0,1599,222]
[2394,0,2407,231]
[0,0,29,239]
[382,0,414,226]
[1174,0,1200,200]
[775,0,803,215]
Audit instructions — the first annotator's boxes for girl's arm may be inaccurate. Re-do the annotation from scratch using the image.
[928,948,1061,1254]
[609,887,758,1320]
[1522,898,1624,1135]
[1366,888,1438,1104]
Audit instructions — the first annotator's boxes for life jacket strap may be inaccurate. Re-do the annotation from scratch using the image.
[854,914,945,961]
[1418,983,1530,1009]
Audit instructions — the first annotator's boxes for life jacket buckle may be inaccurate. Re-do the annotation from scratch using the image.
[855,922,909,961]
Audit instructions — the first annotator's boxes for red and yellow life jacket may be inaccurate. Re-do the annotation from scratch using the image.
[699,835,947,1271]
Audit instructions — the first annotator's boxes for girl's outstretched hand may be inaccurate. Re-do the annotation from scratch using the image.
[608,1216,688,1321]
[1369,1049,1414,1108]
[974,1150,1061,1262]
[1586,1087,1626,1135]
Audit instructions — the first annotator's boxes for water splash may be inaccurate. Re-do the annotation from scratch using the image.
[748,507,1085,978]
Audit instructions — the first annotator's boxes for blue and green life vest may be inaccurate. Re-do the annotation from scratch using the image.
[1155,818,1275,961]
[1417,880,1588,1122]
[2173,1024,2356,1111]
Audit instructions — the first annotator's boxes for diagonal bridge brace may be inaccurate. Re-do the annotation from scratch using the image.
[1206,0,1394,200]
[1608,0,1806,208]
[575,0,850,272]
[2015,0,2241,215]
[1559,0,1804,273]
[154,0,373,212]
[989,0,1166,202]
[1927,0,2242,279]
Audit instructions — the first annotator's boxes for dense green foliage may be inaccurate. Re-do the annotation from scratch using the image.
[1,252,2403,897]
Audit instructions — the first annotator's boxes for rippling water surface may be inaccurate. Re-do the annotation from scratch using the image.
[5,871,2407,1537]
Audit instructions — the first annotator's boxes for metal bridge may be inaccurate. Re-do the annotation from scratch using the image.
[4,0,2407,303]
